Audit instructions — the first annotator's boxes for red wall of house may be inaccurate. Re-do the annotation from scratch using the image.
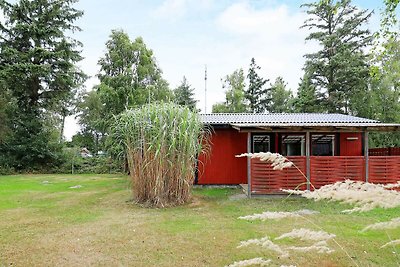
[339,133,363,156]
[198,128,248,184]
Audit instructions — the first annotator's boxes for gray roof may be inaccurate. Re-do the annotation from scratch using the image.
[200,113,400,131]
[201,113,377,124]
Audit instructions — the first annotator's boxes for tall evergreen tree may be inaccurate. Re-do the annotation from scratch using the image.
[0,0,85,170]
[246,58,269,113]
[174,76,198,111]
[0,86,12,144]
[293,72,324,113]
[268,77,293,113]
[212,69,247,113]
[302,0,373,114]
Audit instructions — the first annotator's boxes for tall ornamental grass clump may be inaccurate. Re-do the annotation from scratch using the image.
[111,103,208,207]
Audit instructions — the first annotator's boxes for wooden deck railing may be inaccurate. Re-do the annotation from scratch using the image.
[369,156,400,184]
[310,156,365,189]
[250,156,400,194]
[369,147,400,156]
[251,156,307,194]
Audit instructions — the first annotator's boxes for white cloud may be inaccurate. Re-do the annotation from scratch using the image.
[152,0,188,20]
[152,0,214,20]
[214,2,312,81]
[217,2,302,36]
[192,2,315,112]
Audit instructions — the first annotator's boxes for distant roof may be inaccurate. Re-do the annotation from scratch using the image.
[200,113,400,132]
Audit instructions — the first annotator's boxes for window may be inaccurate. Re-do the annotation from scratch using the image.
[281,134,305,156]
[312,134,335,156]
[252,135,270,153]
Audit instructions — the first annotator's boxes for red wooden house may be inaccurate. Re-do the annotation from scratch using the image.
[197,113,400,196]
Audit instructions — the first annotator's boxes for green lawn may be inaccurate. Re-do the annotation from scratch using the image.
[0,174,399,267]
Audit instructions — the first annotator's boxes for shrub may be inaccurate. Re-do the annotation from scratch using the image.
[57,147,123,174]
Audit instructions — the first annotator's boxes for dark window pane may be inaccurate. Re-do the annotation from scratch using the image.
[253,135,270,153]
[281,135,305,156]
[312,134,335,156]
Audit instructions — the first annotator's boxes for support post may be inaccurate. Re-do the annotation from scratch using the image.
[247,132,252,198]
[364,131,369,183]
[306,131,311,191]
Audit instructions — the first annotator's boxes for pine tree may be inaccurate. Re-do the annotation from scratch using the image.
[174,76,198,111]
[268,77,293,113]
[0,0,85,170]
[302,0,372,114]
[246,58,270,113]
[293,72,324,113]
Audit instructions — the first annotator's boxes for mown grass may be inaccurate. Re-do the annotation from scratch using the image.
[0,174,399,266]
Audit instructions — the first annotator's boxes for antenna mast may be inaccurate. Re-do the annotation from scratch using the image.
[204,65,207,114]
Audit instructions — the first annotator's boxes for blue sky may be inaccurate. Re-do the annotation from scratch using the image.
[65,0,387,139]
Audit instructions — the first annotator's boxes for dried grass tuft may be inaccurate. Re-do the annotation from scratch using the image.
[236,152,293,170]
[287,240,334,254]
[237,236,289,258]
[276,228,336,242]
[238,209,318,221]
[384,181,400,189]
[361,217,400,232]
[380,239,400,248]
[226,258,272,267]
[283,180,400,213]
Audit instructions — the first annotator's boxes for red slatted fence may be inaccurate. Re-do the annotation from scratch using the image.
[250,156,400,194]
[369,156,400,184]
[251,156,306,194]
[310,156,365,189]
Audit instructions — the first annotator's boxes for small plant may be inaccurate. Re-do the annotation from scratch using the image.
[111,103,209,207]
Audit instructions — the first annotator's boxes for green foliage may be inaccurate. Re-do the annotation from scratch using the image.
[368,37,400,147]
[245,58,270,113]
[268,77,293,113]
[173,76,198,111]
[0,0,85,111]
[293,72,324,113]
[111,103,208,207]
[301,0,372,114]
[77,30,174,153]
[0,113,65,171]
[0,0,85,171]
[69,132,98,152]
[212,69,247,113]
[58,148,122,174]
[76,90,106,152]
[97,30,172,121]
[0,87,13,144]
[381,0,399,39]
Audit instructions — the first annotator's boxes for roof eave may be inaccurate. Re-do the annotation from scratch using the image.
[217,123,400,132]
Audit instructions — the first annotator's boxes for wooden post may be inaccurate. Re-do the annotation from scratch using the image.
[247,132,252,198]
[364,131,369,182]
[306,131,311,191]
